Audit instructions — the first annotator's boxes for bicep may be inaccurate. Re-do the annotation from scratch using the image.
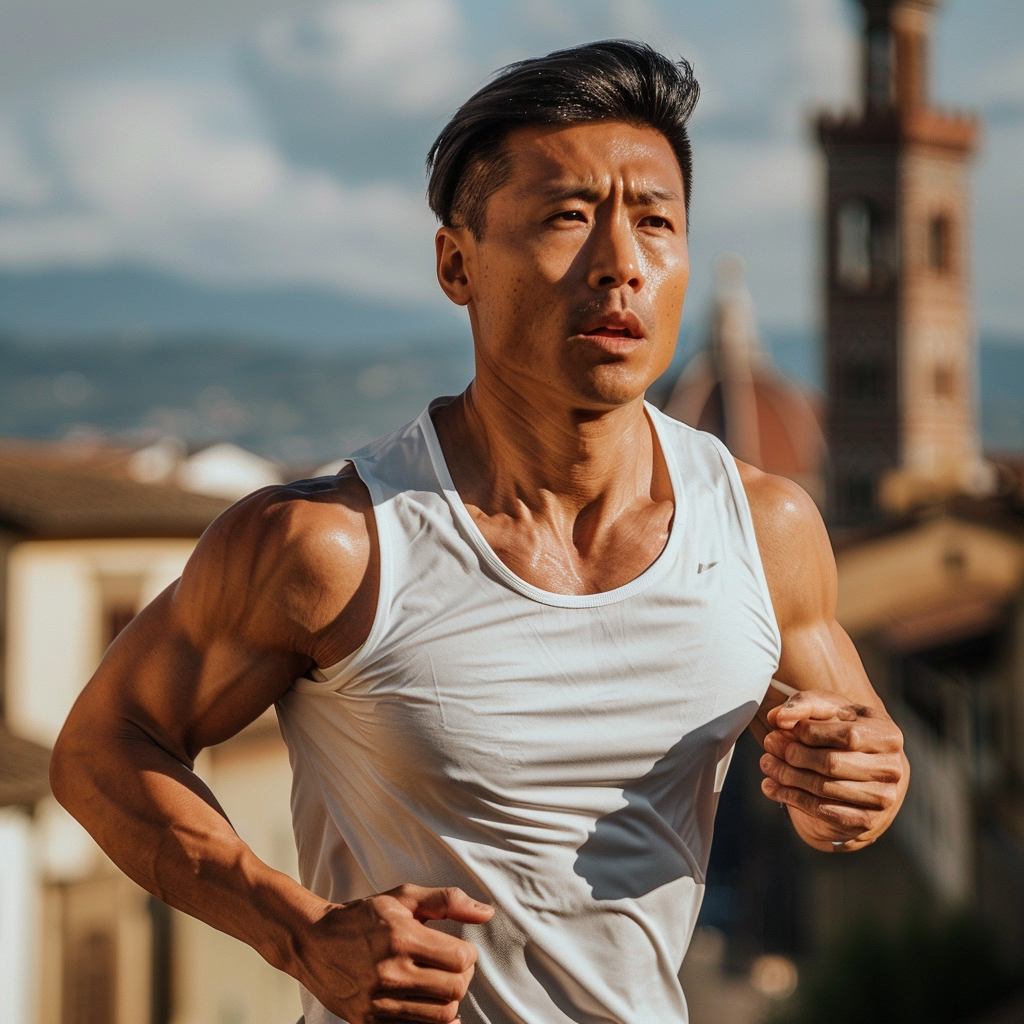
[66,577,309,769]
[741,464,883,740]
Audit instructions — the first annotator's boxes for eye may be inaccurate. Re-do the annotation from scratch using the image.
[549,210,587,223]
[640,215,673,230]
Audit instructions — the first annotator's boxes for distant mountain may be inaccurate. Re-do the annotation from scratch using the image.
[0,333,477,467]
[1,327,1021,470]
[0,266,467,348]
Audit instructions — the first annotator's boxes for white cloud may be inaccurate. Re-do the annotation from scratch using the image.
[694,140,815,228]
[256,0,474,114]
[50,83,283,218]
[783,0,856,112]
[0,76,442,299]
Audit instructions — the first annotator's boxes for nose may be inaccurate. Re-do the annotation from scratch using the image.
[585,207,645,293]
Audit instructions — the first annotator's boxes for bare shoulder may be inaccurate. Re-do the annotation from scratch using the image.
[176,464,378,667]
[735,459,836,630]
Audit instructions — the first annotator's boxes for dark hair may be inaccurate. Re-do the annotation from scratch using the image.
[426,40,699,238]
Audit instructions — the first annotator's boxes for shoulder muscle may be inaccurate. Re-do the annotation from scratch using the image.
[736,460,836,634]
[174,468,378,667]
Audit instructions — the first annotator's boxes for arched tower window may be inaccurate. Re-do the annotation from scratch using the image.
[928,214,952,273]
[836,200,872,292]
[836,199,895,293]
[933,364,955,400]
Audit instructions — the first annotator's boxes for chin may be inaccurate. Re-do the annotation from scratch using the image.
[569,363,654,410]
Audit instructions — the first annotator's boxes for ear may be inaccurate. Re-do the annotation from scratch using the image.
[435,226,474,306]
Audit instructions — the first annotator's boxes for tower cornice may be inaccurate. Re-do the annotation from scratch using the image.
[817,108,980,156]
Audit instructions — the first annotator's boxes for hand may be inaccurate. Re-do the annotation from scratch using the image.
[759,689,908,853]
[296,884,494,1023]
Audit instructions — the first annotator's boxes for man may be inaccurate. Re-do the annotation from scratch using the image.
[51,41,908,1024]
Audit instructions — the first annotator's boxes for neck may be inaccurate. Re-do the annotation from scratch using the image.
[433,370,669,525]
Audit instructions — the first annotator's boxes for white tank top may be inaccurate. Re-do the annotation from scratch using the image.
[276,400,781,1024]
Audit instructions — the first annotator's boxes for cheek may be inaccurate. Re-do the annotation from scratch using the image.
[646,255,689,325]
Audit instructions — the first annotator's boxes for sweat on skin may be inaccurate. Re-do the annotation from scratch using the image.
[50,44,908,1024]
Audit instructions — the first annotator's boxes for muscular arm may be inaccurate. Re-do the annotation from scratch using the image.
[740,464,909,852]
[50,472,490,1024]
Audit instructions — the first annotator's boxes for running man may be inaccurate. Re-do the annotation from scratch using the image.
[52,41,908,1024]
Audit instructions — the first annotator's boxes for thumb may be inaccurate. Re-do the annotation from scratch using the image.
[768,688,849,730]
[404,886,495,924]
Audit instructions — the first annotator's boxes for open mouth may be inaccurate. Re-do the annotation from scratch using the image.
[585,326,637,338]
[578,312,645,341]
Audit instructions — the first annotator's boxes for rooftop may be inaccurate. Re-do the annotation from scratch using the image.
[0,724,51,808]
[0,439,230,539]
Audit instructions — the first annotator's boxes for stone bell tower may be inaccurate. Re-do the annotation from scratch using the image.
[819,0,989,527]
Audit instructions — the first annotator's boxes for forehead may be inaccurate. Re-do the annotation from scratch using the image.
[500,121,685,201]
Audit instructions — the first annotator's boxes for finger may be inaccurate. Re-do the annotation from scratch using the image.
[396,886,495,925]
[378,962,472,1003]
[759,753,895,810]
[370,995,462,1023]
[761,777,873,838]
[790,717,902,754]
[773,741,904,783]
[399,929,479,974]
[768,689,856,729]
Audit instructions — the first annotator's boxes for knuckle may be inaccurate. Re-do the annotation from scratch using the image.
[369,997,402,1020]
[816,776,838,799]
[438,1000,462,1023]
[385,928,411,958]
[443,972,470,1002]
[817,801,845,824]
[454,942,477,972]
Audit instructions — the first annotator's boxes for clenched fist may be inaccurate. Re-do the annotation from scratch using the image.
[759,689,909,853]
[295,884,494,1023]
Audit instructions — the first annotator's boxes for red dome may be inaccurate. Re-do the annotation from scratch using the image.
[661,255,825,500]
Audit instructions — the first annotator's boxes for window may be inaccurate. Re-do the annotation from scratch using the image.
[928,214,952,273]
[64,928,115,1024]
[843,359,887,403]
[105,603,136,646]
[836,200,872,292]
[836,199,895,293]
[934,364,955,400]
[98,574,143,652]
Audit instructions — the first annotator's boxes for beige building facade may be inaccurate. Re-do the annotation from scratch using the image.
[0,444,302,1024]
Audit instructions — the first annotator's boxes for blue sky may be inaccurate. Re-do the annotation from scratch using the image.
[0,0,1020,342]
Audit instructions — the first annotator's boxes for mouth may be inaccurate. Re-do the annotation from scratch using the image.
[577,311,646,343]
[583,326,637,339]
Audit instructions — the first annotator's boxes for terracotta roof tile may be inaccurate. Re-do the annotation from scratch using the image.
[0,725,51,808]
[0,449,230,538]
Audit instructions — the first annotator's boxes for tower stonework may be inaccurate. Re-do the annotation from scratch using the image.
[819,0,987,527]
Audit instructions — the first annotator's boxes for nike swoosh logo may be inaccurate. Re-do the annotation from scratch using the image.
[697,561,719,574]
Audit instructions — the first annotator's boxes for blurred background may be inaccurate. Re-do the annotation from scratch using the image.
[0,1,1022,1023]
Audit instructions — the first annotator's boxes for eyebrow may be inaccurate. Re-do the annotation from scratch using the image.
[538,182,681,206]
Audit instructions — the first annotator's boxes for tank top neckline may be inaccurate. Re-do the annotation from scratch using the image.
[418,398,688,609]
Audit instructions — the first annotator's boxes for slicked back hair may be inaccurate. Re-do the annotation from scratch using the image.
[426,40,699,239]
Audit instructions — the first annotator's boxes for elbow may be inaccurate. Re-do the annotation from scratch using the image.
[48,720,88,816]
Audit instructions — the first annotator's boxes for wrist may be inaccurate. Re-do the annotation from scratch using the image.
[236,848,331,979]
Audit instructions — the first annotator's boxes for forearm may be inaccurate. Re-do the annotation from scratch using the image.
[50,719,324,977]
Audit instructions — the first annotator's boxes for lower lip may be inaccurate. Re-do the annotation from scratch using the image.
[574,332,646,356]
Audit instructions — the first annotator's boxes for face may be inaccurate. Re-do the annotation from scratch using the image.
[435,121,689,412]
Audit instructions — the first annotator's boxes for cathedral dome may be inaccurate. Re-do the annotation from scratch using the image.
[662,255,825,501]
